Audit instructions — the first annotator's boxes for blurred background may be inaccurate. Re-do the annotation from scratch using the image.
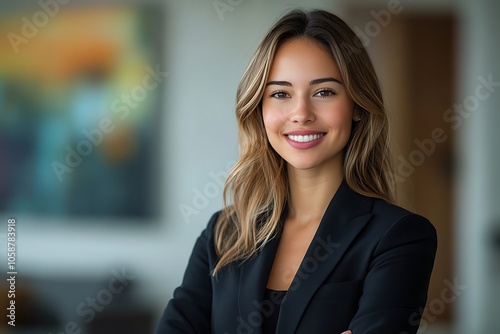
[0,0,498,333]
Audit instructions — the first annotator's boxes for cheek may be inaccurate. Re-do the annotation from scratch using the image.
[262,107,282,135]
[322,108,353,132]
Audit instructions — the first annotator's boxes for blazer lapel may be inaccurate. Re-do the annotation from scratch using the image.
[237,229,282,334]
[277,180,374,334]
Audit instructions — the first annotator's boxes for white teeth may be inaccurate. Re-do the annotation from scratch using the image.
[287,133,325,143]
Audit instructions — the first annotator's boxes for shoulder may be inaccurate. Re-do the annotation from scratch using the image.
[370,198,434,229]
[200,210,222,241]
[367,198,437,253]
[371,198,428,223]
[337,180,435,237]
[340,180,436,239]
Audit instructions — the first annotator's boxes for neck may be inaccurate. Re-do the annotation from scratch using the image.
[286,161,343,225]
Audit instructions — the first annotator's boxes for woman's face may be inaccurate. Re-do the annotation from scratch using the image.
[262,37,355,172]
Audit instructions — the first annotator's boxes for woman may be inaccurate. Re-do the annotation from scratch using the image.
[156,9,437,334]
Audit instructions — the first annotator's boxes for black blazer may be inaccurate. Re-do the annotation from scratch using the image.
[156,180,437,334]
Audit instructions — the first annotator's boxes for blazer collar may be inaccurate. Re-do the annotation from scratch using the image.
[237,180,374,334]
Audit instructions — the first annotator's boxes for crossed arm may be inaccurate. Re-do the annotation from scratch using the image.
[341,214,437,333]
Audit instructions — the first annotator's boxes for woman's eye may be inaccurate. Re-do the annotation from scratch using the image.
[270,91,290,99]
[314,89,335,97]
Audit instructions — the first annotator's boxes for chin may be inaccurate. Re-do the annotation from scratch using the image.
[285,153,345,173]
[286,160,322,171]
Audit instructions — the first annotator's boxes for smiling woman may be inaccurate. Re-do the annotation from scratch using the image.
[156,9,437,334]
[262,38,354,173]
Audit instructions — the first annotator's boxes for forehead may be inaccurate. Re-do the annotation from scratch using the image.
[268,37,341,81]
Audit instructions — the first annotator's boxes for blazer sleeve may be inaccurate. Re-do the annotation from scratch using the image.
[154,213,219,334]
[348,213,438,334]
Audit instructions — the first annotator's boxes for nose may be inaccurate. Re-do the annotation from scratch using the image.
[290,97,315,124]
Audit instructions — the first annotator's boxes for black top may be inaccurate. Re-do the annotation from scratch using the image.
[262,288,287,334]
[155,180,437,334]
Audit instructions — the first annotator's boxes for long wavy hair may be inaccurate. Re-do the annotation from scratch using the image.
[212,9,394,275]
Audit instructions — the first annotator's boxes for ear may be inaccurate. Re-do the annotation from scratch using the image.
[353,109,362,122]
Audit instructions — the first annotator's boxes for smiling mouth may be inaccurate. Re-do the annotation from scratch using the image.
[286,133,325,143]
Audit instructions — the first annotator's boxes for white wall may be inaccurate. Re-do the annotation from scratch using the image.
[456,0,500,333]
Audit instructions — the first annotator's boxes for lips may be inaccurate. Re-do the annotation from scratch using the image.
[284,130,326,149]
[287,133,325,143]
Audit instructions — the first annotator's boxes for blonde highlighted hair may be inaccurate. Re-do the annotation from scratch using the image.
[213,9,394,275]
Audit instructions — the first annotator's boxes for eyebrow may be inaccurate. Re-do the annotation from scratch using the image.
[265,77,343,87]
